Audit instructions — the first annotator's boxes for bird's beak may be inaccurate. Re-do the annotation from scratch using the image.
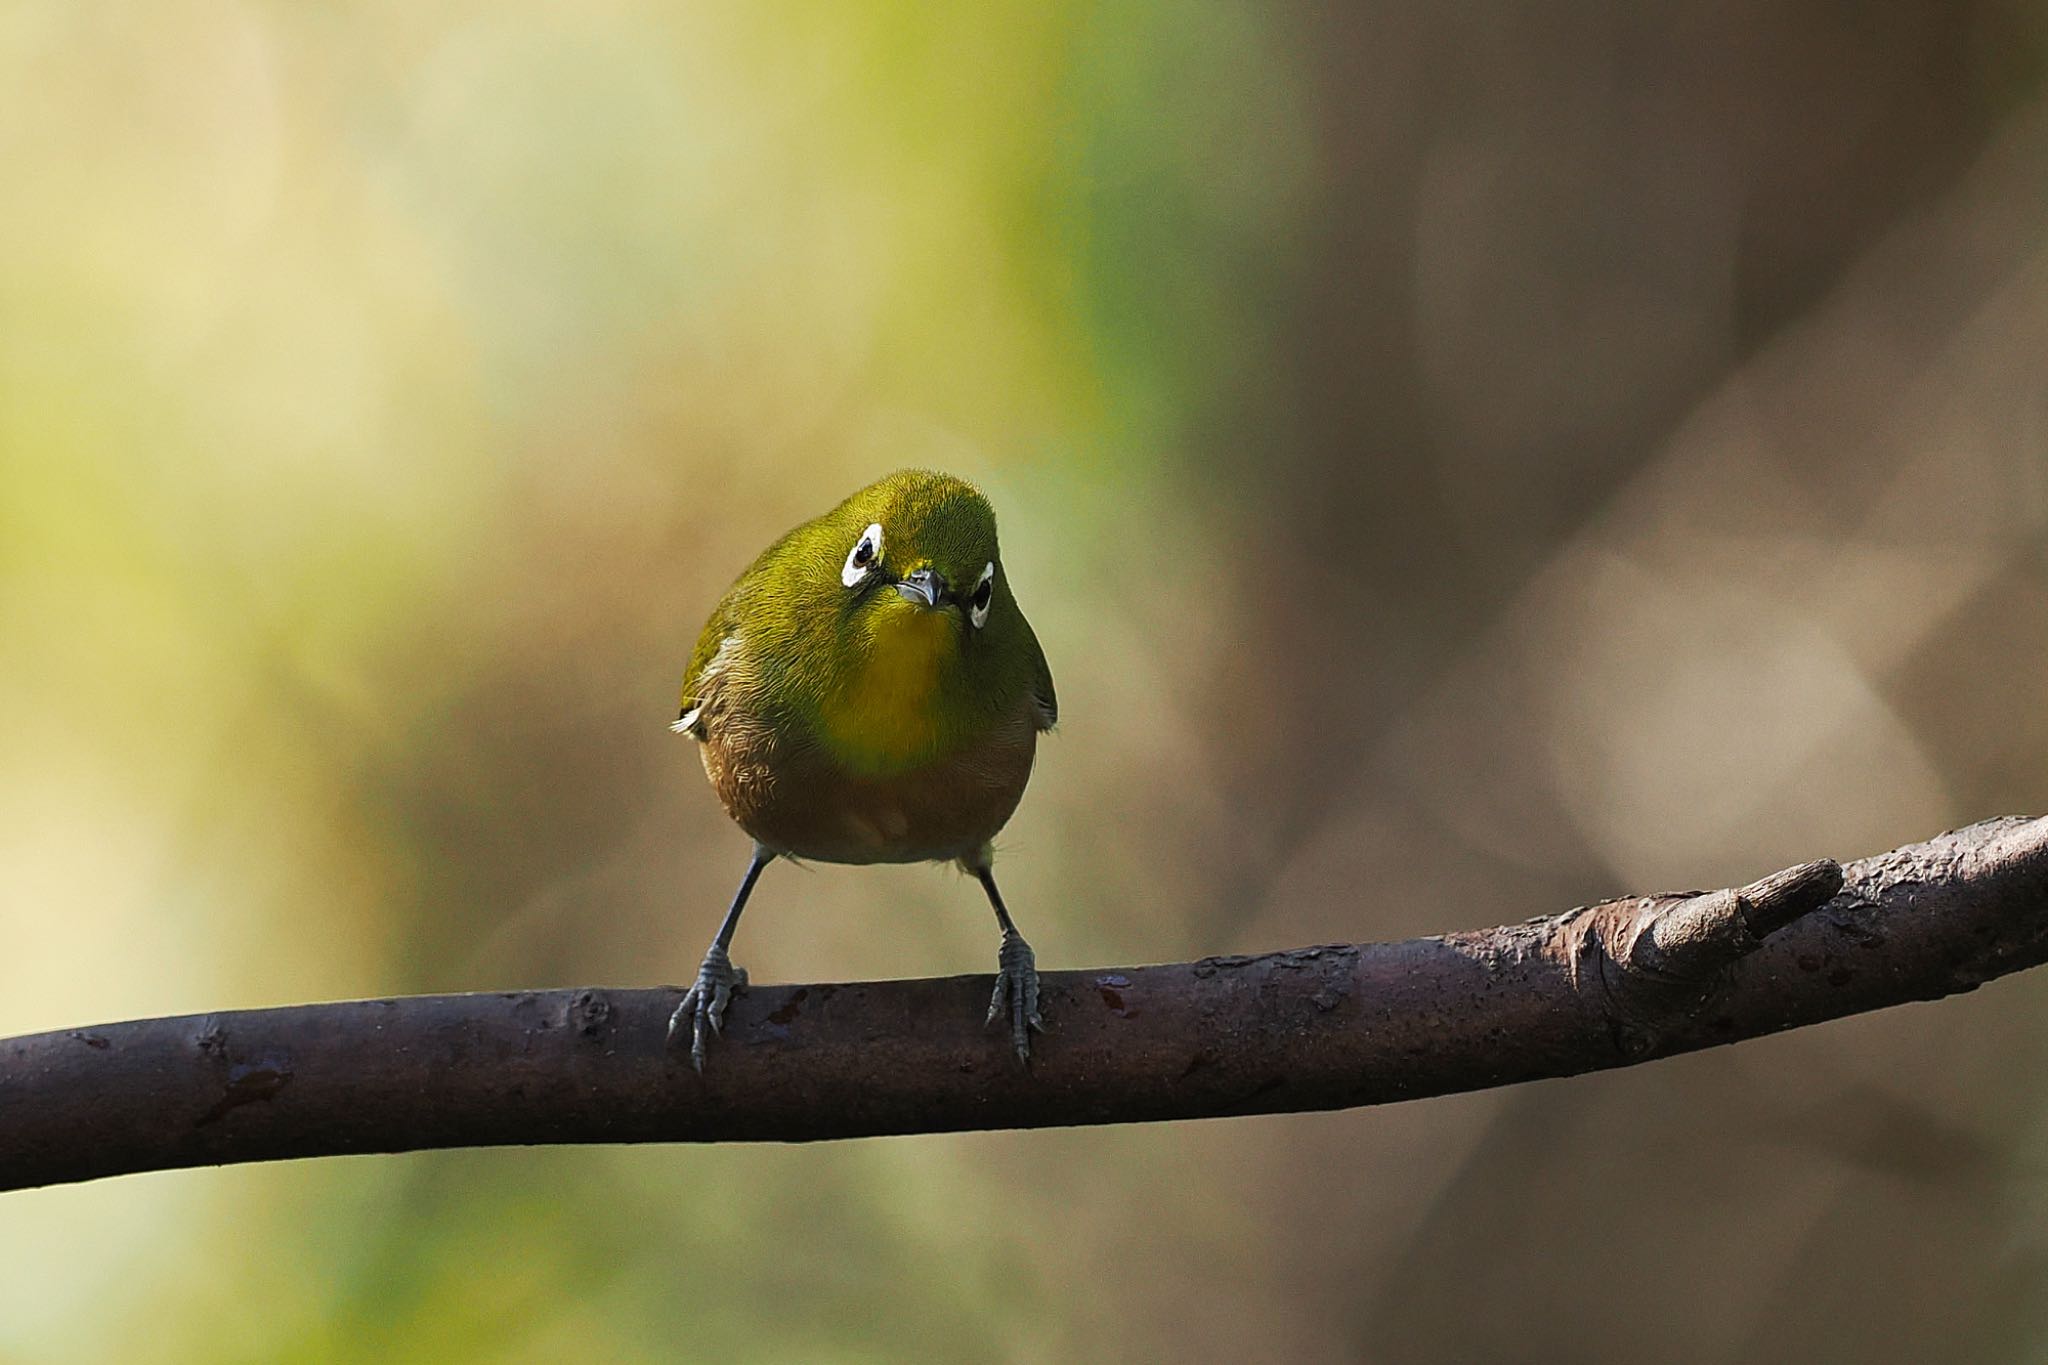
[893,567,949,609]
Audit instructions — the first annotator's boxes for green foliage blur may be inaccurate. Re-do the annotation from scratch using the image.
[4,1,2048,1360]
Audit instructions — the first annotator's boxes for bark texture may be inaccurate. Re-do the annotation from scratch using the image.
[4,816,2045,1193]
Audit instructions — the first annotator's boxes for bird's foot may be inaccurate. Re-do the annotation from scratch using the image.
[668,947,748,1073]
[985,930,1044,1064]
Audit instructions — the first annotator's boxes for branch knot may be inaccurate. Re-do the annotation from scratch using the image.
[1558,859,1844,1048]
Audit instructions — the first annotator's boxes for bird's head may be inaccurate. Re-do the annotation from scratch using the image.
[826,469,1008,641]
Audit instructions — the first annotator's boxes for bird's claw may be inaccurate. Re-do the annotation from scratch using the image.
[668,948,748,1072]
[985,930,1044,1064]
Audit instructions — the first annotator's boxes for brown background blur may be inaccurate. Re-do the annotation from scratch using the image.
[4,2,2048,1361]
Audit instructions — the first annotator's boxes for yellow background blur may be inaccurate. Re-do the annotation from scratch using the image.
[5,2,2048,1360]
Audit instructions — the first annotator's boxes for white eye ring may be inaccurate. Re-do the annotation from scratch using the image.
[842,523,883,588]
[968,561,995,629]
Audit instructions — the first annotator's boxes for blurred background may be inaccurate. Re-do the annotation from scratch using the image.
[4,0,2048,1360]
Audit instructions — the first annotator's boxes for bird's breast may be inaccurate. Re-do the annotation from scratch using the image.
[701,710,1037,864]
[693,605,1037,863]
[814,604,959,774]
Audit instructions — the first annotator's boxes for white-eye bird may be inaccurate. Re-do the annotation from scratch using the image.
[669,470,1058,1068]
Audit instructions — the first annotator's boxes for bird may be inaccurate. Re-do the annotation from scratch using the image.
[667,469,1058,1069]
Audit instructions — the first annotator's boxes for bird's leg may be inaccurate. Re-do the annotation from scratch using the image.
[669,844,771,1072]
[969,856,1044,1064]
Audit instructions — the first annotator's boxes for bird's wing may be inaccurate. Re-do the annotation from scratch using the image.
[1025,617,1058,732]
[672,588,744,738]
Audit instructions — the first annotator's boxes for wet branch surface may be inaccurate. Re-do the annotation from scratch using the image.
[5,816,2047,1193]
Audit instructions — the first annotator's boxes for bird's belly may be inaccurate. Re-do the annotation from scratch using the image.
[701,719,1036,865]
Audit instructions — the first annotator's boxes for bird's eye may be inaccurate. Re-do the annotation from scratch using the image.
[842,524,883,588]
[969,562,995,629]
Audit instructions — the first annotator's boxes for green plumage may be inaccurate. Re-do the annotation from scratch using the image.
[678,469,1054,777]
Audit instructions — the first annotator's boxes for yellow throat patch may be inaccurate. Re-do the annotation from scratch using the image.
[817,600,957,772]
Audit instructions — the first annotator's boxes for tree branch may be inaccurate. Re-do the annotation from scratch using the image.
[5,816,2047,1193]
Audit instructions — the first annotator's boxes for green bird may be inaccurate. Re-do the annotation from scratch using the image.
[668,469,1058,1068]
